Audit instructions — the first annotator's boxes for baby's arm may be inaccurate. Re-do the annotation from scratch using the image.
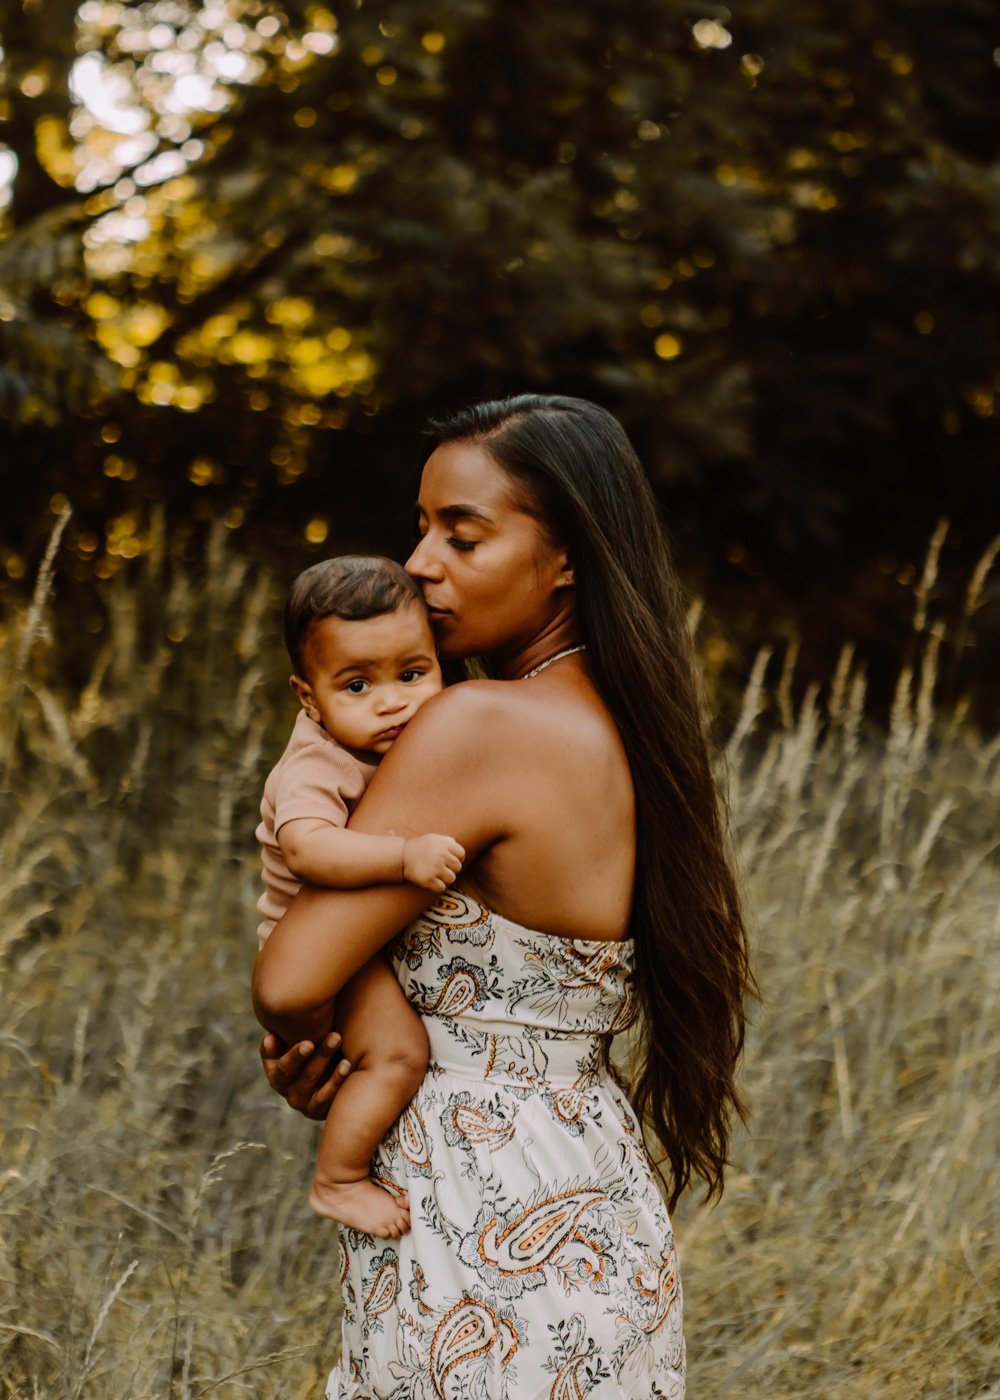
[278,819,464,893]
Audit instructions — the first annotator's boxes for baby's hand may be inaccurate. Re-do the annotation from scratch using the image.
[402,834,465,892]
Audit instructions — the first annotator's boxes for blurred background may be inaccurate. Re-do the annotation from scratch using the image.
[2,5,999,1399]
[1,0,999,711]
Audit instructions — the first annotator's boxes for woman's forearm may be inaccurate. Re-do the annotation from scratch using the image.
[253,691,491,1038]
[252,881,433,1032]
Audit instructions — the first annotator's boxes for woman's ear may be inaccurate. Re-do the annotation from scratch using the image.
[554,550,575,589]
[289,674,322,723]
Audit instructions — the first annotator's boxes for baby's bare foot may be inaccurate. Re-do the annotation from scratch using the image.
[310,1177,411,1238]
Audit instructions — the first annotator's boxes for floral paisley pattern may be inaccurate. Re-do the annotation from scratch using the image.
[326,890,684,1399]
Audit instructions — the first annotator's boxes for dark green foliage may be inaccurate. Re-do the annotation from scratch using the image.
[0,1,997,699]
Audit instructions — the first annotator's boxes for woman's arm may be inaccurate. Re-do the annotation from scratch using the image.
[252,684,507,1044]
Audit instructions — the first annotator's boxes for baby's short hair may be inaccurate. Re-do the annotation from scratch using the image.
[285,555,426,677]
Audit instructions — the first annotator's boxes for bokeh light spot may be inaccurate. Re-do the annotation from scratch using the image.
[654,333,683,360]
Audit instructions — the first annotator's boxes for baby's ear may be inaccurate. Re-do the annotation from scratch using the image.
[289,674,321,722]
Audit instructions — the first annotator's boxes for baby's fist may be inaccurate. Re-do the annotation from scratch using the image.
[403,834,466,892]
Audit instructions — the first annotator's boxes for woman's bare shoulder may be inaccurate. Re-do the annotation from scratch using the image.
[427,677,511,716]
[373,679,548,778]
[414,676,617,763]
[416,676,594,732]
[365,680,506,780]
[349,681,524,850]
[374,677,618,799]
[415,677,508,725]
[391,680,518,761]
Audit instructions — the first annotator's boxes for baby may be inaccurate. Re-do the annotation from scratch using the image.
[256,555,464,1237]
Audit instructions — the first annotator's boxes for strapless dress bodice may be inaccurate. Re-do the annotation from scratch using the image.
[388,888,636,1090]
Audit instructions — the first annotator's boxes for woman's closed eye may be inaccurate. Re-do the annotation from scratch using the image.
[411,514,476,552]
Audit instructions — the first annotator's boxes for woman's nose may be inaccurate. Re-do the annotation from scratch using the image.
[405,533,443,581]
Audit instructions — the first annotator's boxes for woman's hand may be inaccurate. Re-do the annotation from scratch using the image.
[259,1030,352,1119]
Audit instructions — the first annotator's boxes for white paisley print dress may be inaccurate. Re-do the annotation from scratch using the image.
[325,889,685,1400]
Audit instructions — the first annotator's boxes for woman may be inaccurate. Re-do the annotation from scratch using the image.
[253,394,752,1398]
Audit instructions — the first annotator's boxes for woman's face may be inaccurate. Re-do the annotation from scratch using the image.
[406,440,572,662]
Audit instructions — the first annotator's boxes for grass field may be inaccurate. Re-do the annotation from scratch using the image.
[1,517,997,1399]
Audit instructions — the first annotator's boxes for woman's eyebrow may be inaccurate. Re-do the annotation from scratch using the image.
[414,501,495,524]
[436,503,495,524]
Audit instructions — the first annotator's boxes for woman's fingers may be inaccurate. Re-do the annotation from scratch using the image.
[286,1034,342,1114]
[307,1054,353,1113]
[260,1033,314,1091]
[260,1032,348,1118]
[293,1036,351,1118]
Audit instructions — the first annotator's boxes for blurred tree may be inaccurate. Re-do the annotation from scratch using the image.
[0,0,997,681]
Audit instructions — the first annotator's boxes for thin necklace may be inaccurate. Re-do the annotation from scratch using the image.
[520,644,586,680]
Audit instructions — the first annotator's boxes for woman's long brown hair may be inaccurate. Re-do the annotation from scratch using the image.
[428,394,753,1210]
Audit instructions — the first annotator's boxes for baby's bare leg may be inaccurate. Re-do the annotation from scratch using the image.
[310,954,427,1238]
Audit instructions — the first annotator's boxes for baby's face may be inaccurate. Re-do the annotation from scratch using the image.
[294,602,443,757]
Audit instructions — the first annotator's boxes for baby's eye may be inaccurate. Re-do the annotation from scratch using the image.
[345,679,369,694]
[400,669,425,683]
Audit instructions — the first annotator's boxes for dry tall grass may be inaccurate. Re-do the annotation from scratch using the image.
[1,519,997,1399]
